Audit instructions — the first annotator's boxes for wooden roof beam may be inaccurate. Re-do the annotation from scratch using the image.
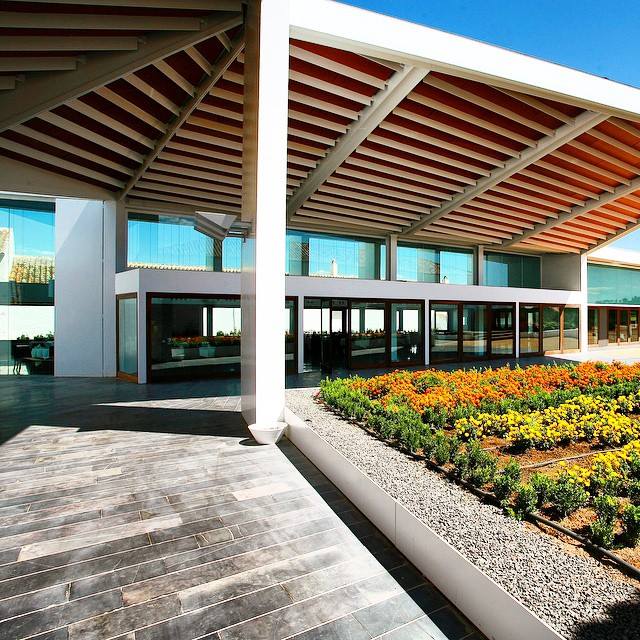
[286,64,429,221]
[400,110,608,237]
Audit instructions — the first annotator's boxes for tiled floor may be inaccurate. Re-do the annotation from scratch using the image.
[0,377,483,640]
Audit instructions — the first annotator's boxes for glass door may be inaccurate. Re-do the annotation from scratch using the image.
[542,306,561,352]
[117,295,137,381]
[631,310,639,342]
[619,309,630,343]
[520,304,541,355]
[490,304,515,356]
[462,304,488,359]
[608,309,619,344]
[588,308,599,346]
[349,301,386,369]
[430,303,459,363]
[391,302,423,364]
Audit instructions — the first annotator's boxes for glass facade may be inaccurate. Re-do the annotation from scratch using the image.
[484,252,540,288]
[0,200,55,375]
[127,213,241,272]
[350,301,386,368]
[431,302,515,363]
[542,306,561,352]
[117,296,137,378]
[148,295,295,381]
[390,302,423,363]
[588,263,640,305]
[286,230,385,280]
[304,297,424,371]
[520,304,541,354]
[397,243,474,284]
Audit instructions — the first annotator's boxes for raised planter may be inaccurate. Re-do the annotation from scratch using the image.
[284,407,563,640]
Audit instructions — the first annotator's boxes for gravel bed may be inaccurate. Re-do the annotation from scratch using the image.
[287,387,640,640]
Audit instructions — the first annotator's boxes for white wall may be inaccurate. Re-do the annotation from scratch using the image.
[55,198,116,377]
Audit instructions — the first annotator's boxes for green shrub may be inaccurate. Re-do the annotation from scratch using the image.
[432,431,452,466]
[529,472,555,507]
[552,472,589,517]
[453,440,497,488]
[513,484,537,519]
[628,479,640,505]
[593,495,619,525]
[493,459,522,506]
[621,504,640,547]
[589,519,615,549]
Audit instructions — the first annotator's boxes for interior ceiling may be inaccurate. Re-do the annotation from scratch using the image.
[1,2,640,254]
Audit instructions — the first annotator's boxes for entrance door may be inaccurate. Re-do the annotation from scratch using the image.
[320,299,348,374]
[519,304,541,355]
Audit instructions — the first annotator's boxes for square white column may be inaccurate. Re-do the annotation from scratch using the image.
[579,253,589,353]
[241,0,290,426]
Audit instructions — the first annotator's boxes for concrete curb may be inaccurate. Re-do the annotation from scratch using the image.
[284,407,564,640]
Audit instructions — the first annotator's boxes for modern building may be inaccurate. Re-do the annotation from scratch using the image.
[1,0,640,428]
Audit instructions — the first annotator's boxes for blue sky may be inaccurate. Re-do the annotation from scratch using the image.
[342,0,640,253]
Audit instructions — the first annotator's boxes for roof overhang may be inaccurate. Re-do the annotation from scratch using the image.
[0,0,638,255]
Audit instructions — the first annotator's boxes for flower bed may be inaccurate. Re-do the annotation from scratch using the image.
[320,362,640,573]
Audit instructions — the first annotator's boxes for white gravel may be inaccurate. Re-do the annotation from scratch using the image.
[287,387,640,640]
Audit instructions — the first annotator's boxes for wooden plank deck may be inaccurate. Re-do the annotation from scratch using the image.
[0,377,482,640]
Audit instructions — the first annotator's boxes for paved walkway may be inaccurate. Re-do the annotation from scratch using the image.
[0,377,482,640]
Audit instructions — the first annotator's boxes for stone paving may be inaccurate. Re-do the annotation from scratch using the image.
[0,377,483,640]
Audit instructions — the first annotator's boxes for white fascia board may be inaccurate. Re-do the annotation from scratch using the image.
[289,0,640,122]
[588,245,640,265]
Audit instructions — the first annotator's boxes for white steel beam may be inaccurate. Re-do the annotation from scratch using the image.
[120,35,245,199]
[0,11,241,133]
[9,0,240,7]
[0,36,140,51]
[503,175,640,248]
[0,12,203,30]
[0,57,78,72]
[286,64,429,221]
[400,110,608,237]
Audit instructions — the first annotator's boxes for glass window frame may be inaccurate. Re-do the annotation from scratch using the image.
[397,241,476,285]
[429,300,516,364]
[484,251,541,289]
[116,293,138,382]
[519,303,581,355]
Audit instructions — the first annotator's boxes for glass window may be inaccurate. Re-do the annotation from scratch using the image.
[462,304,488,358]
[0,200,55,376]
[588,308,599,346]
[490,304,515,356]
[286,230,384,280]
[608,309,618,343]
[127,213,240,272]
[542,306,561,352]
[632,310,639,342]
[398,243,474,284]
[117,297,137,377]
[391,303,423,363]
[430,303,459,362]
[285,299,296,373]
[149,296,241,381]
[588,264,640,305]
[485,252,540,288]
[520,304,541,354]
[350,301,386,368]
[563,307,580,350]
[620,309,630,343]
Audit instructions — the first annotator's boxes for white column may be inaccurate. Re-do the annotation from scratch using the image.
[579,253,589,352]
[297,294,304,374]
[241,0,290,426]
[55,198,116,377]
[424,299,430,366]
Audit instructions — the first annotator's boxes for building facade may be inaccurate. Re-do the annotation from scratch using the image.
[3,194,637,385]
[1,0,640,427]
